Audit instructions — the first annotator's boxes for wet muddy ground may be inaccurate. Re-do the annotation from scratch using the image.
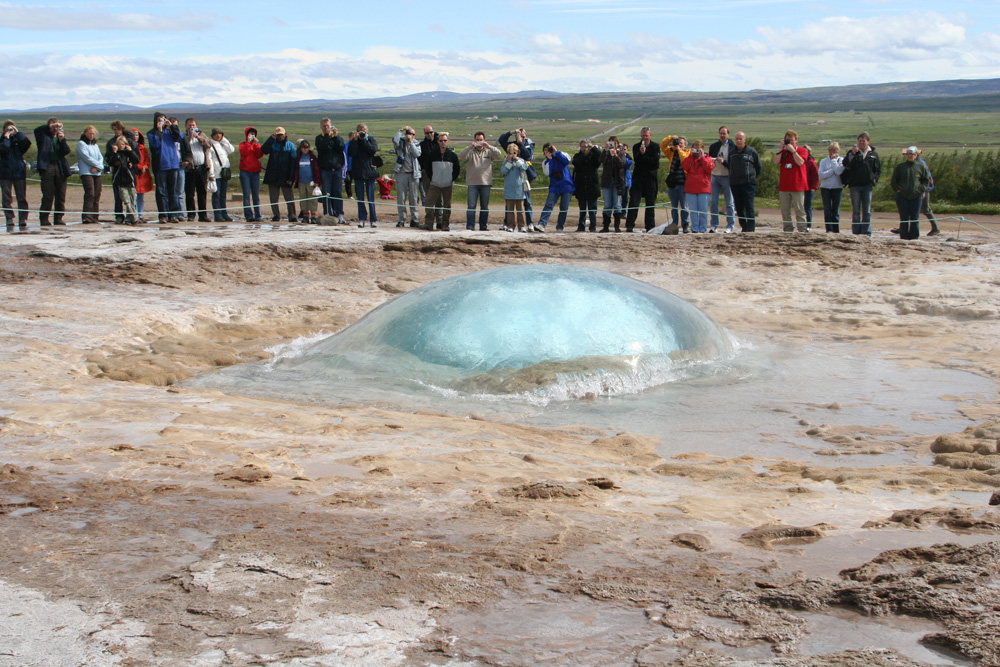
[1,221,998,666]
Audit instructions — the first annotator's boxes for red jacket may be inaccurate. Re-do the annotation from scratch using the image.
[132,128,154,194]
[805,156,819,191]
[239,126,263,173]
[681,153,715,194]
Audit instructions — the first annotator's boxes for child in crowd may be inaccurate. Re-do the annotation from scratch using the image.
[132,128,153,221]
[107,135,141,224]
[501,144,529,232]
[293,139,321,223]
[377,173,396,199]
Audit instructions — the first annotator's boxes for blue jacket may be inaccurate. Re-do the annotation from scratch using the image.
[0,131,31,180]
[33,124,71,176]
[76,138,105,175]
[261,136,296,185]
[543,150,574,195]
[501,157,528,199]
[147,124,182,171]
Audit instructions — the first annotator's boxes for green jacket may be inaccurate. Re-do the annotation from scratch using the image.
[891,160,930,200]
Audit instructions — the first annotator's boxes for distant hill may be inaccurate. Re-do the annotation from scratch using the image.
[14,78,1000,115]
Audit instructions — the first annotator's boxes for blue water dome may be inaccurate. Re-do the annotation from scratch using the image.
[269,265,734,400]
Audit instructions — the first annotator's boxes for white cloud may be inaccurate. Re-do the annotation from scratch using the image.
[0,4,225,31]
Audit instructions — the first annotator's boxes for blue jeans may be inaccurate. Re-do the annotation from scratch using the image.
[602,187,621,216]
[240,171,261,220]
[688,192,710,233]
[155,168,182,219]
[321,169,343,216]
[821,187,841,233]
[211,178,230,220]
[538,190,571,229]
[467,184,491,229]
[667,184,688,227]
[850,185,873,236]
[709,174,734,230]
[356,178,377,222]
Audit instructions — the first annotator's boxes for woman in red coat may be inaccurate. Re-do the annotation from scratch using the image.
[681,140,715,233]
[132,128,154,221]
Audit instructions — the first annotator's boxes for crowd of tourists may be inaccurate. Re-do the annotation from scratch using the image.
[0,115,939,238]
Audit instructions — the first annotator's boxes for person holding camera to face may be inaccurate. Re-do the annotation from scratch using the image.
[660,134,690,232]
[106,120,137,223]
[261,126,297,222]
[33,117,71,226]
[347,123,380,227]
[599,137,627,232]
[497,128,536,227]
[625,127,660,232]
[238,126,264,222]
[681,140,716,233]
[316,118,346,223]
[147,113,184,222]
[1,120,31,229]
[772,130,809,232]
[392,125,422,227]
[183,118,214,222]
[572,139,602,232]
[459,131,503,230]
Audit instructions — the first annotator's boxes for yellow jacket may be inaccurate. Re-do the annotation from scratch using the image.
[660,135,691,163]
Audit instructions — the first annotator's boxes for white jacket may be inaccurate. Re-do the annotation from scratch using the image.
[210,137,235,179]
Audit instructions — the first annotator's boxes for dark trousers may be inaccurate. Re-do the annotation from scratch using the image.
[896,193,922,240]
[804,189,814,225]
[625,179,658,231]
[577,197,597,230]
[185,166,209,220]
[39,168,67,224]
[820,187,842,233]
[730,182,756,232]
[80,174,102,223]
[321,169,344,216]
[268,183,296,220]
[344,172,354,199]
[1,178,28,224]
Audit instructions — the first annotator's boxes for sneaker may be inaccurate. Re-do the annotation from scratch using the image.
[338,215,346,224]
[927,228,941,237]
[535,225,545,233]
[499,224,509,231]
[517,227,527,233]
[396,221,405,227]
[371,221,377,228]
[709,228,717,233]
[724,229,732,234]
[527,224,535,232]
[358,221,365,227]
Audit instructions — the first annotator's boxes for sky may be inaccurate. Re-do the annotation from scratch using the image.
[1,0,999,109]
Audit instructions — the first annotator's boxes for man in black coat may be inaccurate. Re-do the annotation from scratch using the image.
[625,127,660,232]
[728,132,762,232]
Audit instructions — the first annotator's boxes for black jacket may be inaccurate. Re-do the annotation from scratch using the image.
[33,124,70,176]
[418,134,438,177]
[0,131,31,180]
[106,144,141,188]
[631,141,661,184]
[571,147,603,200]
[315,133,345,171]
[842,146,882,187]
[347,134,379,180]
[728,146,762,187]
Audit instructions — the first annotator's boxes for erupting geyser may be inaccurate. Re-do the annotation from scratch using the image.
[240,265,735,401]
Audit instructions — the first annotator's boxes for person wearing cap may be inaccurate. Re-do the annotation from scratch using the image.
[209,128,235,222]
[316,118,346,223]
[261,126,297,222]
[891,146,930,240]
[239,127,263,222]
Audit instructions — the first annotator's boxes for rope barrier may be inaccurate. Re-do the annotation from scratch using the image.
[5,183,1000,235]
